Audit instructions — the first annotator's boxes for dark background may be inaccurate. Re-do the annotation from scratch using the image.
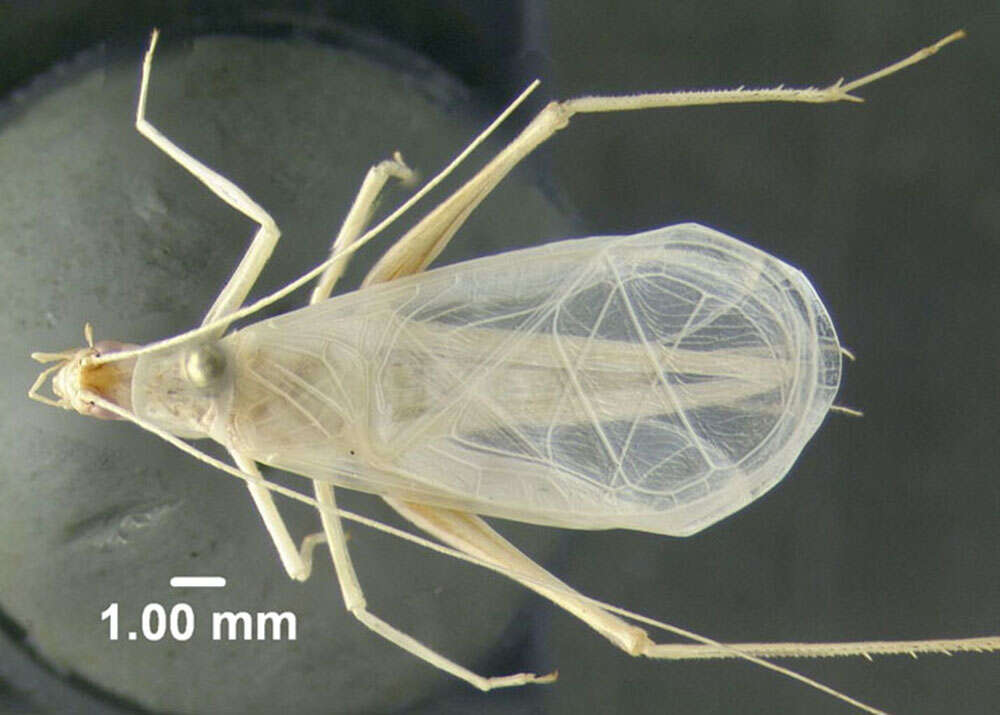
[1,1,998,714]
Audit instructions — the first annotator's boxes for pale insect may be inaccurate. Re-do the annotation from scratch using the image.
[28,29,998,714]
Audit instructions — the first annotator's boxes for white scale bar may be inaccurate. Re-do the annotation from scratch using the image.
[170,576,227,588]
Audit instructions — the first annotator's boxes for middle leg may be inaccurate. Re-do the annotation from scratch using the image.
[297,165,556,687]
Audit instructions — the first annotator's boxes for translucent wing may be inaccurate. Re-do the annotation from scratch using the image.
[221,223,841,536]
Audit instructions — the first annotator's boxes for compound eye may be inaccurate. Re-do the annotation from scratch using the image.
[182,344,226,388]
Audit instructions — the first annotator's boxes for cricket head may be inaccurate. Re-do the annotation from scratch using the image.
[29,324,138,420]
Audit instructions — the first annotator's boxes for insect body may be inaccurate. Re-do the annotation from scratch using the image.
[28,28,996,713]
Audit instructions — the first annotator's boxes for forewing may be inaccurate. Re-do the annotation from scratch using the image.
[229,223,841,536]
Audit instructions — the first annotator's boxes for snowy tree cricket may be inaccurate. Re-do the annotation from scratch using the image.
[27,28,999,714]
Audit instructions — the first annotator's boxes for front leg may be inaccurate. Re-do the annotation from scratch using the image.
[137,30,281,332]
[229,450,326,582]
[137,31,305,573]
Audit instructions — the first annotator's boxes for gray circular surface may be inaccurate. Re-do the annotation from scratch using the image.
[0,35,573,714]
